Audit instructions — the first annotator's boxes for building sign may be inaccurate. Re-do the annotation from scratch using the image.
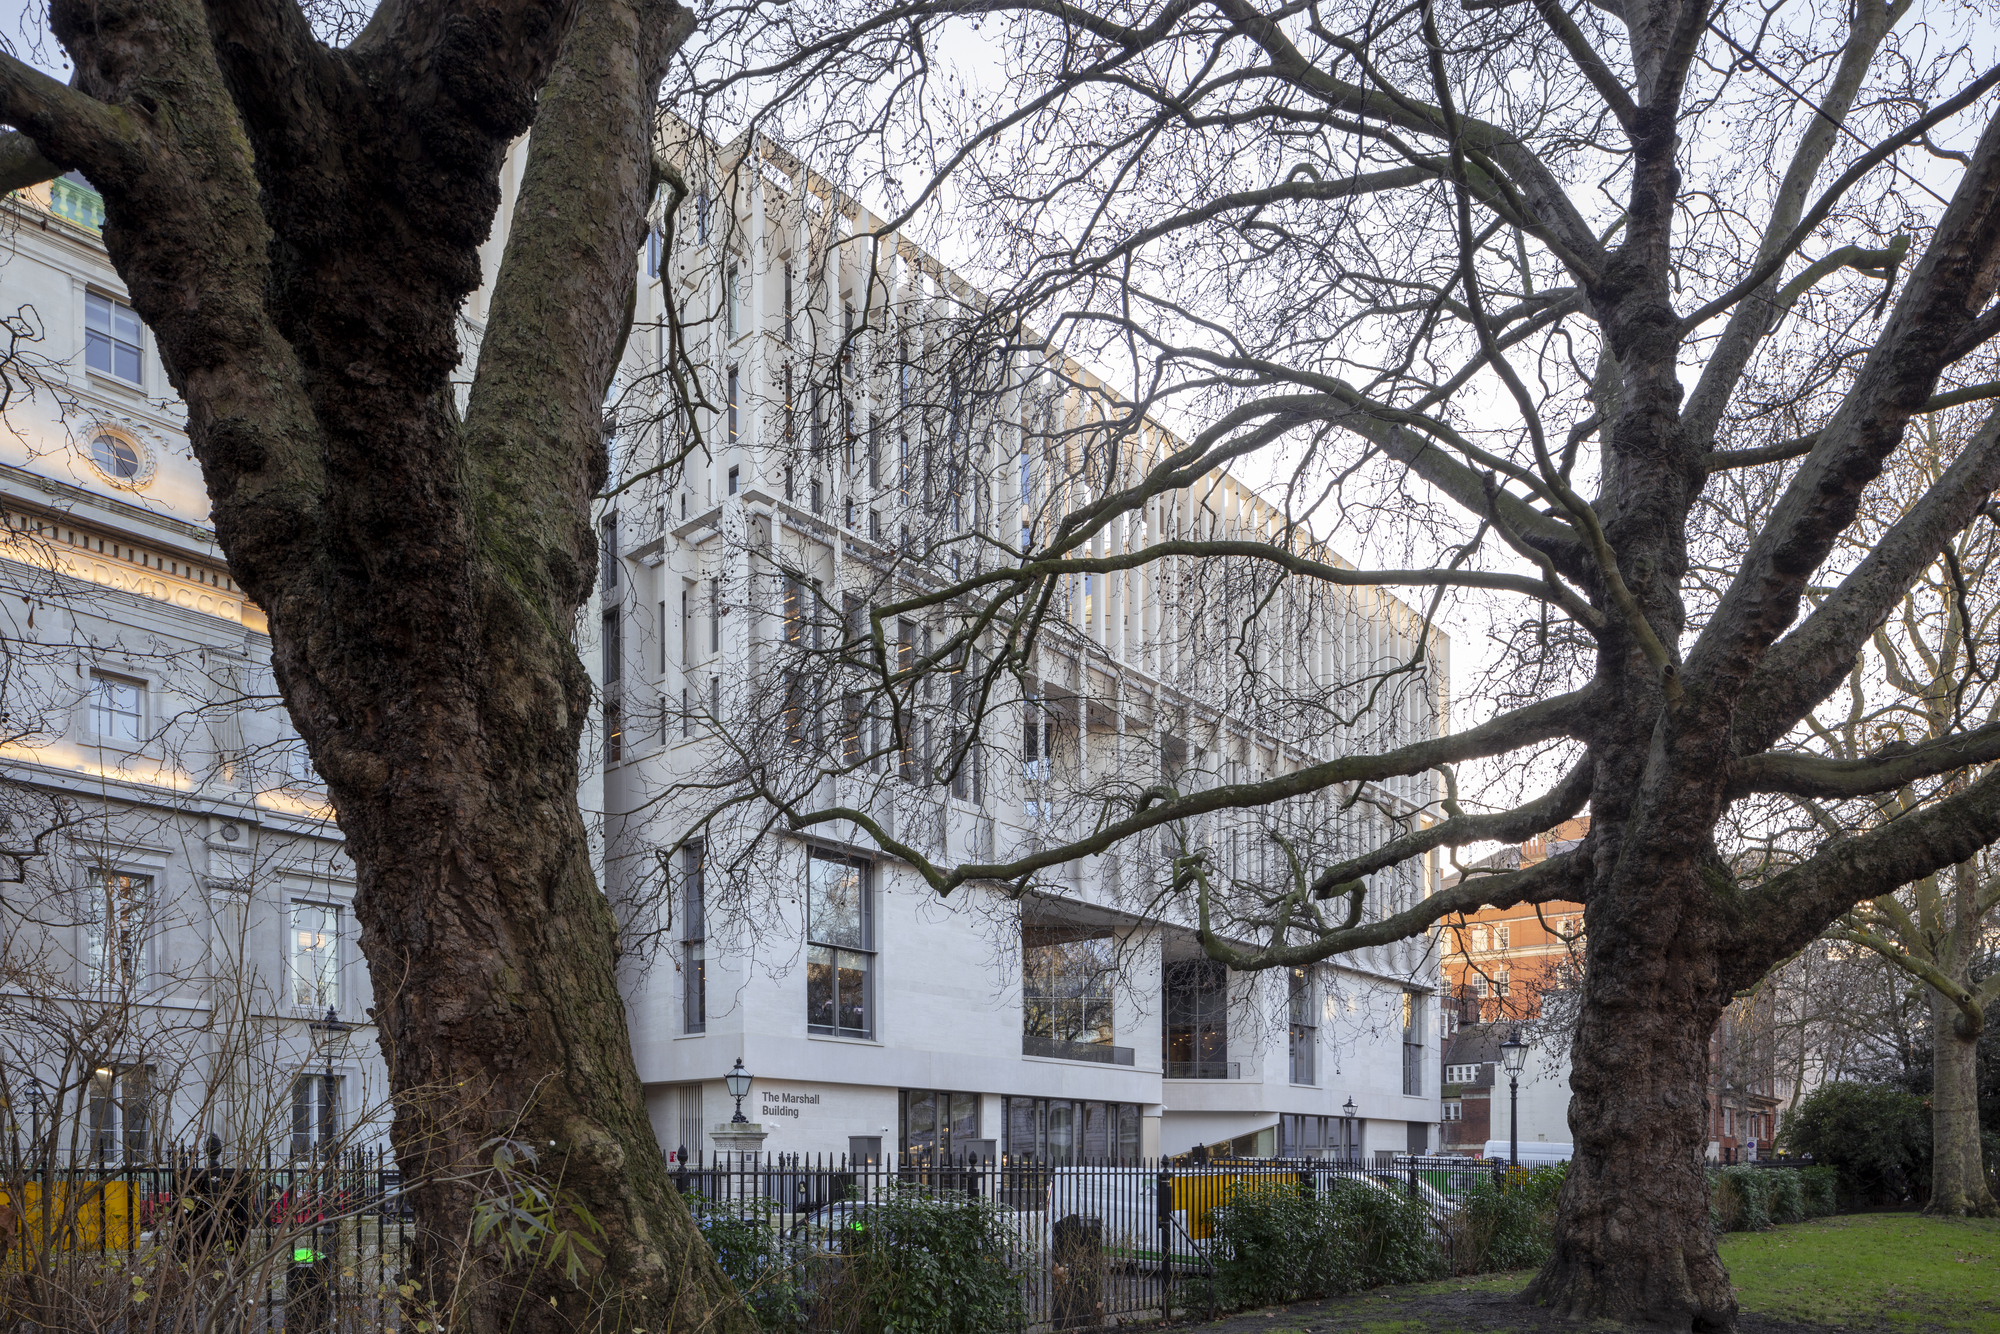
[760,1090,821,1120]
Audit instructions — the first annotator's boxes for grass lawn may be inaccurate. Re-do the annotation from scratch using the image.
[1716,1211,2000,1331]
[1174,1211,1999,1333]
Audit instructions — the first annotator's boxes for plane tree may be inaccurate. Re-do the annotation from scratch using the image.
[673,0,2000,1327]
[0,1,752,1329]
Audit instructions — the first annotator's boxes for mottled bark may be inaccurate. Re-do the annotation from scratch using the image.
[1927,992,1996,1217]
[0,0,751,1328]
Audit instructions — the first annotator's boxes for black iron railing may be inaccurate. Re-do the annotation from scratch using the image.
[1164,1059,1241,1079]
[1021,1034,1136,1065]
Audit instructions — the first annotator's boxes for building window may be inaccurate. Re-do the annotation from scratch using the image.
[710,577,721,651]
[1495,924,1510,948]
[868,509,881,541]
[675,1085,703,1161]
[1003,1097,1140,1164]
[900,1088,978,1163]
[809,477,823,515]
[806,851,872,1037]
[1442,1100,1462,1122]
[1288,967,1316,1085]
[1022,927,1113,1052]
[290,1075,342,1157]
[682,842,707,1034]
[1279,1113,1337,1158]
[83,869,152,988]
[695,190,711,242]
[88,1064,151,1160]
[1402,992,1425,1096]
[782,262,794,343]
[89,672,144,743]
[289,901,340,1010]
[726,265,740,338]
[1446,1063,1482,1085]
[91,432,140,479]
[605,690,624,765]
[727,465,739,495]
[1163,958,1228,1078]
[727,368,739,442]
[85,291,143,385]
[603,606,623,687]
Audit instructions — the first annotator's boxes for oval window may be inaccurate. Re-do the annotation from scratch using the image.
[92,433,140,479]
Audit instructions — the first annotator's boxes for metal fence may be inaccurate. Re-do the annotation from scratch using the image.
[671,1150,1511,1330]
[1,1148,1515,1332]
[0,1146,409,1333]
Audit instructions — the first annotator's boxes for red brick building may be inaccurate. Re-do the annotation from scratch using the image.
[1438,819,1784,1160]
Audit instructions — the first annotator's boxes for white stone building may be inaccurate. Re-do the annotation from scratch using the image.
[593,134,1449,1167]
[0,175,386,1163]
[1,130,1448,1174]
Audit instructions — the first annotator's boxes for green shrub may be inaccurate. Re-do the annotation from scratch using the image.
[1799,1166,1839,1217]
[1713,1166,1771,1231]
[688,1200,811,1332]
[815,1186,1024,1334]
[1764,1167,1806,1224]
[1706,1167,1839,1232]
[1205,1176,1443,1308]
[1205,1180,1354,1307]
[1783,1082,1931,1205]
[1449,1163,1565,1273]
[1334,1177,1443,1287]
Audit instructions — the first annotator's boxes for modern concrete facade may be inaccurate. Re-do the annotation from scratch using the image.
[593,133,1450,1167]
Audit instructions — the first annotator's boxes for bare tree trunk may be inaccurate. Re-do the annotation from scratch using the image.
[1524,865,1735,1331]
[0,0,757,1328]
[1927,992,1997,1217]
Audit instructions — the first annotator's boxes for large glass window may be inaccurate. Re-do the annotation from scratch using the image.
[1289,967,1316,1085]
[682,843,706,1033]
[1023,928,1113,1052]
[85,291,143,385]
[289,1074,342,1157]
[1163,958,1229,1078]
[900,1088,979,1162]
[289,901,339,1010]
[89,672,143,743]
[1002,1097,1141,1164]
[1279,1113,1336,1158]
[806,852,872,1037]
[1401,992,1425,1096]
[84,869,152,988]
[88,1064,151,1160]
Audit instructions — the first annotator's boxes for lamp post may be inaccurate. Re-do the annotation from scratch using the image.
[1341,1096,1357,1164]
[1500,1027,1529,1169]
[306,1003,352,1311]
[724,1058,753,1124]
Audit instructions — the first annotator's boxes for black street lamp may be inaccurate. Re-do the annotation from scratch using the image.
[306,1004,352,1299]
[724,1058,753,1124]
[1341,1096,1357,1163]
[309,1006,351,1152]
[1500,1027,1529,1169]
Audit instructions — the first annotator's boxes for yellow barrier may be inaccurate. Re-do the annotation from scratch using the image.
[1168,1170,1264,1240]
[0,1181,140,1251]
